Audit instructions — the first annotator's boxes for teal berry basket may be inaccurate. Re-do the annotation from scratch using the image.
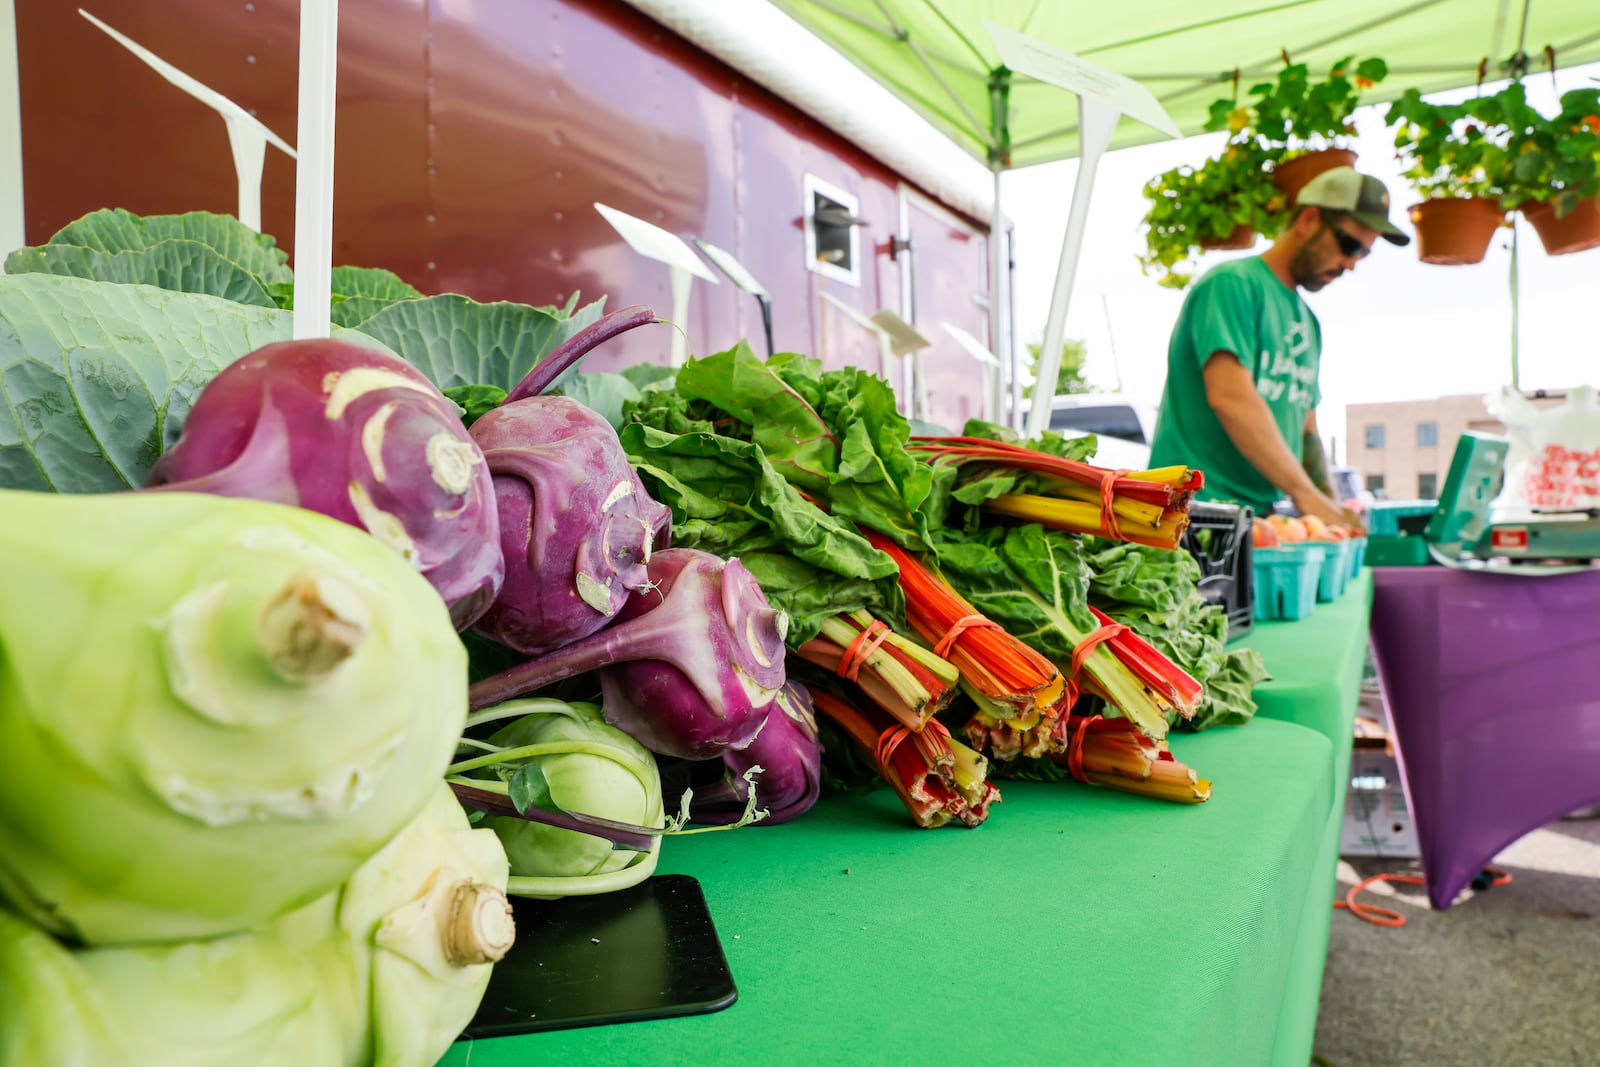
[1252,544,1325,621]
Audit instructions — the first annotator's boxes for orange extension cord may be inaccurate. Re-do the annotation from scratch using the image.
[1335,867,1514,927]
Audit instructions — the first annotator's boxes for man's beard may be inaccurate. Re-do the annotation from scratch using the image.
[1291,244,1342,292]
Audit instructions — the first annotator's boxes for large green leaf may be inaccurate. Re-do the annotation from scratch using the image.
[4,241,276,307]
[40,208,293,286]
[330,265,423,302]
[326,267,425,328]
[0,274,391,492]
[351,294,606,392]
[558,372,641,430]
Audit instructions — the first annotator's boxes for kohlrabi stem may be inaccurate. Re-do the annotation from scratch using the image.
[464,698,577,731]
[447,780,660,852]
[505,838,660,898]
[467,616,653,710]
[502,305,658,404]
[447,740,653,780]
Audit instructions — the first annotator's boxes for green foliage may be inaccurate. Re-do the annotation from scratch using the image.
[1022,336,1093,398]
[1138,142,1288,289]
[1387,83,1600,216]
[1141,55,1387,288]
[1386,87,1510,200]
[1216,55,1389,153]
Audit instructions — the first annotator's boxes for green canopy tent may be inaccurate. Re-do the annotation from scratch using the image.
[767,0,1600,421]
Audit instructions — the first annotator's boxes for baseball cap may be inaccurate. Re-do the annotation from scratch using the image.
[1294,166,1411,246]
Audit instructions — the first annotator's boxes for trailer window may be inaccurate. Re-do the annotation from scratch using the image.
[804,174,862,287]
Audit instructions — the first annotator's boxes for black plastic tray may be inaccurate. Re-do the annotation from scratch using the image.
[461,873,737,1039]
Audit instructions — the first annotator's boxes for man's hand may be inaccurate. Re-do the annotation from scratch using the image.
[1289,488,1368,535]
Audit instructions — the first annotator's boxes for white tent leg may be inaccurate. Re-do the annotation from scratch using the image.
[0,0,23,265]
[292,0,339,341]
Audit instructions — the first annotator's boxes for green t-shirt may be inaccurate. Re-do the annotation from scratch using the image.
[1148,257,1322,514]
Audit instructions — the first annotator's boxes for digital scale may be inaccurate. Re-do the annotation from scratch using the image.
[1423,432,1600,567]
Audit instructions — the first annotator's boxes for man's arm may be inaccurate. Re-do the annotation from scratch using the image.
[1302,410,1333,497]
[1200,352,1349,526]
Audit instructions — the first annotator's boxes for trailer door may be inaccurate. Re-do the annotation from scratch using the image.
[896,185,995,430]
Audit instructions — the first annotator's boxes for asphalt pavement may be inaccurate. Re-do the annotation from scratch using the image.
[1312,797,1600,1065]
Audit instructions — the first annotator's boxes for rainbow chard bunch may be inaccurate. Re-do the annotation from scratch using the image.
[147,338,503,629]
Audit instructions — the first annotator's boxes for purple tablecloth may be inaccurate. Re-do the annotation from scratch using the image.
[1369,565,1600,909]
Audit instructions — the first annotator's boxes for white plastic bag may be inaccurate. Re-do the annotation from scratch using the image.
[1486,385,1600,509]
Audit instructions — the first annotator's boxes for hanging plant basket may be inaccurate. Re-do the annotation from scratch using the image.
[1199,224,1256,250]
[1409,197,1506,265]
[1272,148,1359,205]
[1521,196,1600,256]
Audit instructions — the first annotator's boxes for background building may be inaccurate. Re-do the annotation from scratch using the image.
[1345,391,1567,499]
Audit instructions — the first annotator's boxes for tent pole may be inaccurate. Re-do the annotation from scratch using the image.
[1509,213,1521,392]
[990,167,1014,427]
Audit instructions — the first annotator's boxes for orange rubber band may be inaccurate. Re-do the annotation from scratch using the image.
[875,724,914,769]
[934,613,1001,658]
[837,620,893,682]
[1070,621,1127,681]
[1066,713,1103,784]
[1099,468,1131,540]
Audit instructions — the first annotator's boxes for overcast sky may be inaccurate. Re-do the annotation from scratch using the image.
[1003,63,1600,463]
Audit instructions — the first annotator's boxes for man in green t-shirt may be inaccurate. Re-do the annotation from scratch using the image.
[1149,166,1409,527]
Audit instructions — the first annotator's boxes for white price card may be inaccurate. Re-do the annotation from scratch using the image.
[982,21,1179,139]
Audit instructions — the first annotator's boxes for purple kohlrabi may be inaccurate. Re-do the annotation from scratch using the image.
[147,338,503,629]
[469,396,672,656]
[691,681,822,826]
[467,548,789,761]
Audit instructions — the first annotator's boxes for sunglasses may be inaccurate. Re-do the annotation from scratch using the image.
[1323,221,1372,261]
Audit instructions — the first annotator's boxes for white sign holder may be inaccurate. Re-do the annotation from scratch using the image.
[595,202,718,367]
[982,22,1179,439]
[820,291,932,419]
[870,308,933,420]
[941,321,1002,370]
[290,0,337,341]
[692,236,774,358]
[78,10,296,235]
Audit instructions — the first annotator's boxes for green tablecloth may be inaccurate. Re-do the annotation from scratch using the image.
[439,575,1372,1067]
[1243,571,1374,1066]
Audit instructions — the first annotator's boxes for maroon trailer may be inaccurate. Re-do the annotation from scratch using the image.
[11,0,1005,428]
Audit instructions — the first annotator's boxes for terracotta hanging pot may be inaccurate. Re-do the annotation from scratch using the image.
[1521,196,1600,256]
[1409,197,1506,265]
[1199,223,1256,250]
[1272,148,1359,205]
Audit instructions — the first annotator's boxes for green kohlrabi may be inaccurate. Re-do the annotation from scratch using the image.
[0,489,468,946]
[0,782,512,1067]
[452,699,667,899]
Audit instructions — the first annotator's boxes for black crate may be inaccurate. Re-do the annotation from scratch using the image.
[1179,501,1254,642]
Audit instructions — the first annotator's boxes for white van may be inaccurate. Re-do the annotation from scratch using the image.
[1047,395,1156,471]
